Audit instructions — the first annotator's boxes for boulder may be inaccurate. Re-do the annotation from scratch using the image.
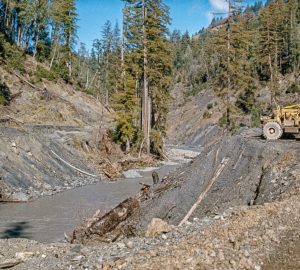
[145,218,171,237]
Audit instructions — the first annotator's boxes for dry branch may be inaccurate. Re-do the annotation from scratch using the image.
[13,72,44,91]
[50,150,100,178]
[179,158,229,226]
[10,91,23,100]
[0,115,24,124]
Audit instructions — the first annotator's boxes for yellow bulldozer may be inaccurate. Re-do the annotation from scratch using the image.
[261,103,300,140]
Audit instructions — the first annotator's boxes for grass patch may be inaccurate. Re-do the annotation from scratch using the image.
[34,65,59,82]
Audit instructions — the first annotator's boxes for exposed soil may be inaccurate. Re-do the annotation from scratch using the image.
[87,134,299,238]
[0,64,116,201]
[0,65,162,201]
[167,87,223,147]
[0,60,299,269]
[0,188,298,270]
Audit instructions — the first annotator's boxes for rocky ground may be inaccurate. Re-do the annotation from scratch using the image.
[0,61,115,201]
[77,134,299,239]
[1,60,156,201]
[1,133,298,269]
[0,190,298,270]
[0,60,299,269]
[167,85,223,147]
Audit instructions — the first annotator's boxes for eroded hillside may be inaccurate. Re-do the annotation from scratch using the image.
[1,133,299,270]
[0,58,113,201]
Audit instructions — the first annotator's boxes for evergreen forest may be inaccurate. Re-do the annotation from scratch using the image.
[0,0,300,156]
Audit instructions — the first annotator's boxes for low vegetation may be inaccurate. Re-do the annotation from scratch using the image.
[1,0,300,154]
[171,0,300,128]
[0,81,10,106]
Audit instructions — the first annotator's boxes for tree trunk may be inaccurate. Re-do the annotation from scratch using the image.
[89,69,99,89]
[105,54,110,106]
[69,197,140,244]
[49,39,58,70]
[68,57,72,78]
[17,27,21,47]
[126,138,130,153]
[85,68,89,89]
[121,7,126,91]
[267,25,274,104]
[33,21,40,58]
[142,0,150,154]
[4,0,9,31]
[226,0,231,129]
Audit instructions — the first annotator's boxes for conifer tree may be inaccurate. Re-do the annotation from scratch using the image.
[258,0,285,99]
[32,0,49,58]
[285,0,300,73]
[49,0,78,78]
[113,73,140,152]
[117,0,171,156]
[101,20,113,105]
[111,0,172,156]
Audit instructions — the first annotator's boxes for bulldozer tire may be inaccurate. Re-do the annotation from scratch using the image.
[263,122,283,140]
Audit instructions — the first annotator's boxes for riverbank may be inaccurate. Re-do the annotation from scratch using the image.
[0,191,298,270]
[1,133,299,270]
[0,146,199,243]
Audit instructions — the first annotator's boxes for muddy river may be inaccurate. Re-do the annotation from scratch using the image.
[0,165,179,243]
[0,146,200,243]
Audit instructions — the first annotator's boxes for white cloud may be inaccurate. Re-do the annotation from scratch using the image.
[209,0,228,13]
[206,11,214,22]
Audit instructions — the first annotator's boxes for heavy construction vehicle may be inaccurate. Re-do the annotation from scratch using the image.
[261,103,300,140]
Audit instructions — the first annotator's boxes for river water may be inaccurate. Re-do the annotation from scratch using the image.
[0,146,200,243]
[0,165,179,243]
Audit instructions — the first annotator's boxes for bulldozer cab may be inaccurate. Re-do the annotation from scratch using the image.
[262,103,300,140]
[281,104,300,126]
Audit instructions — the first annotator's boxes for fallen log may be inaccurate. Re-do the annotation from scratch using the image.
[179,157,229,226]
[50,149,100,178]
[0,259,22,269]
[10,91,23,100]
[0,115,24,124]
[70,197,139,244]
[13,72,44,91]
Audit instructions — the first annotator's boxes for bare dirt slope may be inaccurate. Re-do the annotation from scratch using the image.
[0,133,299,269]
[51,131,299,270]
[1,62,299,269]
[131,136,300,228]
[167,86,223,147]
[0,63,113,201]
[81,134,300,237]
[167,79,299,148]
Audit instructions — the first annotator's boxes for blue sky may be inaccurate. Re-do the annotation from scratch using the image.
[76,0,231,50]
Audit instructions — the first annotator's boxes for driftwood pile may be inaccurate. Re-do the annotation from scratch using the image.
[68,174,160,244]
[69,198,140,244]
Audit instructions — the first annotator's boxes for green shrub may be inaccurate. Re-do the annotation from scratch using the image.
[83,88,96,96]
[207,103,213,110]
[52,63,70,82]
[236,89,255,114]
[203,110,212,119]
[184,83,206,97]
[3,41,25,72]
[0,95,6,105]
[251,108,261,127]
[286,82,300,94]
[150,129,164,158]
[219,113,227,127]
[219,113,238,133]
[0,82,11,106]
[35,40,51,62]
[35,66,58,82]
